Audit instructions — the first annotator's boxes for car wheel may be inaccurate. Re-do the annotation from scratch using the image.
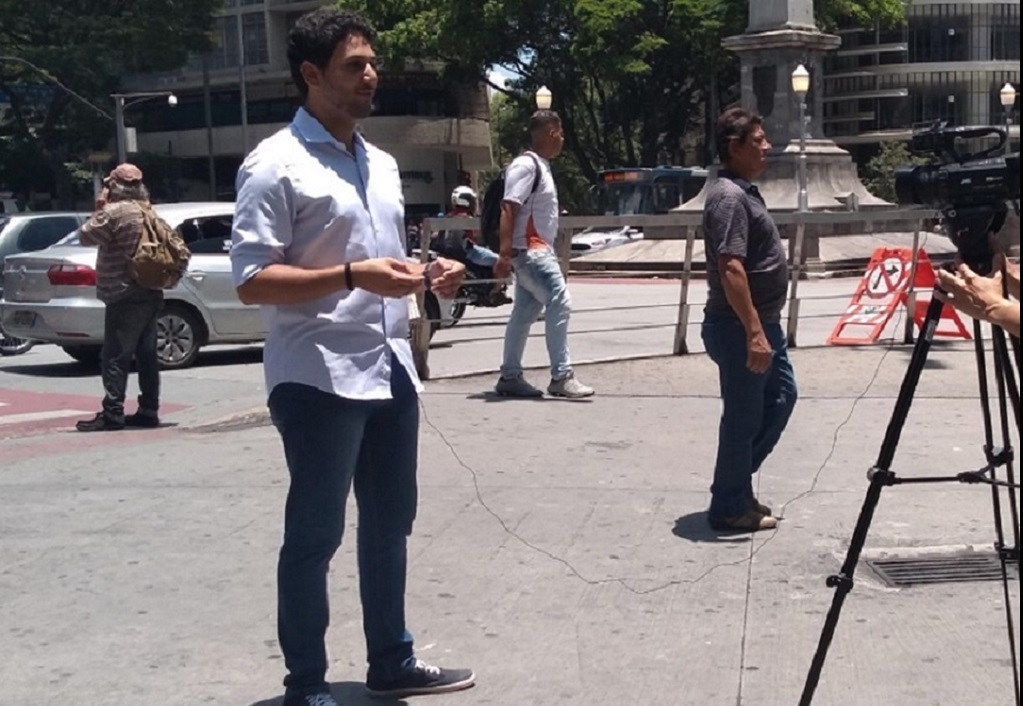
[157,305,204,369]
[61,344,102,365]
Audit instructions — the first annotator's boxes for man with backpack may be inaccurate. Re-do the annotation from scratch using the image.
[75,164,165,432]
[491,110,594,398]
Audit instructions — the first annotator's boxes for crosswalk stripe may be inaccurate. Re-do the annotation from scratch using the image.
[0,410,93,427]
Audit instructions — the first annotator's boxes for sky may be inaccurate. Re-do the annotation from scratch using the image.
[487,65,518,91]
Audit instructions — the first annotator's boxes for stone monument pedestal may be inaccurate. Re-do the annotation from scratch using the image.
[674,4,899,273]
[720,29,889,212]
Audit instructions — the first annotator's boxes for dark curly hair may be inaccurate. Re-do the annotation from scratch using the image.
[287,8,377,100]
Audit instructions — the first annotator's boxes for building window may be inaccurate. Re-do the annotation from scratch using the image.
[909,12,969,63]
[243,12,269,65]
[913,91,963,127]
[207,12,268,69]
[878,96,910,131]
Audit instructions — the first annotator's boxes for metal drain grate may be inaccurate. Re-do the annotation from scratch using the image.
[866,552,1018,588]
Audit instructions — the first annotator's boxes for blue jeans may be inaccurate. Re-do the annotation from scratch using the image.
[501,247,573,381]
[701,316,798,520]
[267,365,419,694]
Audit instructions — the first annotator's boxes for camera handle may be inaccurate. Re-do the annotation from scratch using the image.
[799,294,1021,706]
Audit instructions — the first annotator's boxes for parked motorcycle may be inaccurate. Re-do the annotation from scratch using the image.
[422,234,513,338]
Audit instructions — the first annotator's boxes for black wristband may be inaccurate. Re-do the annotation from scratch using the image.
[344,262,355,291]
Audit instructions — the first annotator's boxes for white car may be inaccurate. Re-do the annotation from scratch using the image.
[570,226,643,258]
[0,202,266,369]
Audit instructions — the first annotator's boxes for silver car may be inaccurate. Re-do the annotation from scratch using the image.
[0,211,90,296]
[0,202,266,369]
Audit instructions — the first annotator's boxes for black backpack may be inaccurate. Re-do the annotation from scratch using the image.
[479,152,542,252]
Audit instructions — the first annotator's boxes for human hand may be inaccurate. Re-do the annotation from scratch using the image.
[936,263,1010,324]
[994,254,1021,300]
[746,330,773,374]
[427,257,465,298]
[95,188,109,210]
[350,258,425,298]
[494,253,514,281]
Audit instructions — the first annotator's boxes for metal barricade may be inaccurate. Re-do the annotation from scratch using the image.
[410,209,942,379]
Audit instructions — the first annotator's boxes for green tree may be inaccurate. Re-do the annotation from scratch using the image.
[863,141,930,203]
[344,0,905,212]
[0,0,222,206]
[816,0,906,30]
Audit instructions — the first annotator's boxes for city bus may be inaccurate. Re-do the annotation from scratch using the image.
[572,166,708,257]
[596,166,708,216]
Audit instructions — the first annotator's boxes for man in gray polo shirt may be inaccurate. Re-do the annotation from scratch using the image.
[700,108,798,532]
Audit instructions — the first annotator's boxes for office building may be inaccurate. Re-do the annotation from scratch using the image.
[122,0,491,217]
[823,0,1020,162]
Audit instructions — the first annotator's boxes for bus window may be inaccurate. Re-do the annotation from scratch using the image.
[653,183,681,212]
[602,183,651,215]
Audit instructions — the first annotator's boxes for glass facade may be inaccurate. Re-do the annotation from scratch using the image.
[203,12,269,70]
[824,2,1020,153]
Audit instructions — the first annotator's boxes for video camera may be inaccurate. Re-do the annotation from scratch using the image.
[894,123,1019,273]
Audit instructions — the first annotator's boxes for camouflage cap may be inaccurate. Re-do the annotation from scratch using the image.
[107,163,144,184]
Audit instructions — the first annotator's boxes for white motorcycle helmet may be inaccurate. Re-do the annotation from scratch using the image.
[451,185,477,211]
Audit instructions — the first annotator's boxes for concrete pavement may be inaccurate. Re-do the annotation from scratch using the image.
[1,334,1019,705]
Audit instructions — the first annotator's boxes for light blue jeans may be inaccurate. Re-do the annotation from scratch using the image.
[501,247,573,381]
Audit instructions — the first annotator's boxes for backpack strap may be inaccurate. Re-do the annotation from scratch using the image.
[523,151,542,201]
[520,151,544,220]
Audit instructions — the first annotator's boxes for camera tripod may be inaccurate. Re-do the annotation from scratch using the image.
[799,293,1021,706]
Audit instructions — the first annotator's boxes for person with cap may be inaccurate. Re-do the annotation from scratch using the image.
[75,163,164,432]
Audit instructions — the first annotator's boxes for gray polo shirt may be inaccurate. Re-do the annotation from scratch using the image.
[703,171,788,323]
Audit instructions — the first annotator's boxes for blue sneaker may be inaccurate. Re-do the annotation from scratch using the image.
[366,659,475,698]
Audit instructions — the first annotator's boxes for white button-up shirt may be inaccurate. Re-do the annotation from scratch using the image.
[230,108,421,400]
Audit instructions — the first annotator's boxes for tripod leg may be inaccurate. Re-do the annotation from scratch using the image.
[799,295,946,705]
[987,325,1022,705]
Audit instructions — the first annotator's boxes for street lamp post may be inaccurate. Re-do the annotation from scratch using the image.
[112,91,177,163]
[791,64,811,213]
[535,85,553,111]
[1000,82,1016,157]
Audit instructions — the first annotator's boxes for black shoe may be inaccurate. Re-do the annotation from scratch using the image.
[708,509,779,532]
[124,412,160,428]
[365,659,475,699]
[282,692,338,706]
[75,413,124,432]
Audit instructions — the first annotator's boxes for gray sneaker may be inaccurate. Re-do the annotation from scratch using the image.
[548,375,595,399]
[495,375,544,398]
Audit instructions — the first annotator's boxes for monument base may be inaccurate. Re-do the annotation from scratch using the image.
[756,141,892,212]
[679,140,890,213]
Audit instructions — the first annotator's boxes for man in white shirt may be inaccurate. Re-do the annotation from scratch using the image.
[493,111,595,398]
[229,9,474,706]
